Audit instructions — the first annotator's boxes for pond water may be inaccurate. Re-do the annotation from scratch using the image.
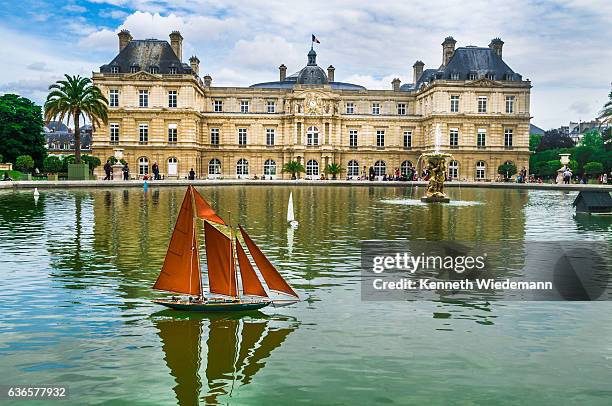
[0,185,611,405]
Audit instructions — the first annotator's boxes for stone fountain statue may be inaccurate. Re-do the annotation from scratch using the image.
[420,124,451,203]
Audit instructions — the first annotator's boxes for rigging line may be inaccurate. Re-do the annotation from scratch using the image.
[229,319,242,398]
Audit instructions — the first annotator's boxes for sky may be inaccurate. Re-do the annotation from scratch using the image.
[0,0,610,129]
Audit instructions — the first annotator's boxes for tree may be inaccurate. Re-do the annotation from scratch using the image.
[583,161,603,175]
[497,162,517,180]
[537,129,575,152]
[281,161,305,179]
[581,129,604,149]
[15,155,34,173]
[62,154,101,174]
[529,134,542,152]
[43,155,63,173]
[44,75,108,164]
[598,89,612,125]
[324,163,343,179]
[0,154,3,163]
[0,94,46,167]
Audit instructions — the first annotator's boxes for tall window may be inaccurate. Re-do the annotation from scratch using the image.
[505,96,515,113]
[266,128,275,146]
[477,129,486,148]
[238,128,247,146]
[109,89,119,107]
[306,160,319,176]
[138,157,149,175]
[450,72,460,80]
[397,103,406,115]
[213,100,223,112]
[346,102,354,114]
[149,66,159,74]
[477,96,487,113]
[110,123,119,144]
[168,90,177,108]
[130,66,139,73]
[403,131,412,148]
[348,160,359,177]
[139,90,148,108]
[504,129,513,147]
[139,123,148,144]
[449,128,459,147]
[349,130,358,148]
[372,102,380,115]
[486,73,495,80]
[450,95,459,113]
[267,101,275,113]
[476,161,486,179]
[376,130,385,147]
[168,124,177,143]
[263,159,276,176]
[240,100,249,113]
[469,72,478,80]
[236,159,249,176]
[400,160,413,177]
[210,128,219,145]
[374,160,386,177]
[449,160,459,179]
[208,159,221,176]
[307,126,319,146]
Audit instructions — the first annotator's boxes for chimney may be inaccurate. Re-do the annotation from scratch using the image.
[189,56,200,76]
[279,64,287,81]
[441,36,457,66]
[327,65,335,82]
[489,37,504,58]
[118,29,132,52]
[169,31,183,61]
[203,74,212,87]
[392,78,401,91]
[413,60,425,83]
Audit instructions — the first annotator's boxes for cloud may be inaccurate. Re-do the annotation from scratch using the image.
[27,62,53,72]
[63,4,87,13]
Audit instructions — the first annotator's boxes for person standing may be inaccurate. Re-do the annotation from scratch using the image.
[103,160,111,180]
[122,162,129,180]
[152,161,159,180]
[188,168,196,180]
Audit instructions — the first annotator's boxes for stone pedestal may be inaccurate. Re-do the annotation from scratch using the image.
[112,163,124,181]
[421,196,450,203]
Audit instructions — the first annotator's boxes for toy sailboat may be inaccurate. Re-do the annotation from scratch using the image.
[287,192,298,228]
[152,186,299,312]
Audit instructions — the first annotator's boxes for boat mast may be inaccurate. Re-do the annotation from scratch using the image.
[228,211,240,300]
[191,187,204,300]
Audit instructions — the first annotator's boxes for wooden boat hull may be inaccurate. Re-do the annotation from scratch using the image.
[153,299,270,312]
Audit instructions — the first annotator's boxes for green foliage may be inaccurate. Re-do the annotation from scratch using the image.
[568,159,578,173]
[529,134,542,152]
[498,162,517,179]
[581,129,604,149]
[61,154,101,174]
[43,155,63,173]
[15,155,34,172]
[537,129,575,152]
[281,161,305,179]
[44,75,108,164]
[107,156,118,165]
[598,89,612,124]
[324,163,343,178]
[0,94,47,168]
[583,161,603,175]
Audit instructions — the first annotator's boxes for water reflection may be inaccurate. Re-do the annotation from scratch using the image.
[153,312,297,405]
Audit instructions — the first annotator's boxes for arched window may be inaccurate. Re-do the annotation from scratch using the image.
[263,159,276,176]
[347,160,359,178]
[306,159,319,176]
[208,159,221,176]
[167,157,178,177]
[374,160,386,177]
[138,157,149,175]
[237,159,249,176]
[307,126,319,146]
[400,160,413,177]
[448,160,459,179]
[476,161,486,180]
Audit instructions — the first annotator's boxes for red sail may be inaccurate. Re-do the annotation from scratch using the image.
[192,186,225,225]
[239,225,298,298]
[236,239,268,297]
[153,187,201,296]
[204,222,238,297]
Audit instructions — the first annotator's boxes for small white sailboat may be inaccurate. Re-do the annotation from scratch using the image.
[33,188,40,197]
[287,192,298,228]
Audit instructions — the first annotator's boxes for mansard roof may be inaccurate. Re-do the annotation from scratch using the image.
[99,39,193,75]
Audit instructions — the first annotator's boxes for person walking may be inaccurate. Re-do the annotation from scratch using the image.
[152,161,160,180]
[122,162,130,180]
[103,160,112,180]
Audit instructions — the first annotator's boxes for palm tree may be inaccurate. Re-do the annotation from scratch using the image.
[324,163,343,180]
[281,160,305,180]
[598,90,612,124]
[44,75,108,164]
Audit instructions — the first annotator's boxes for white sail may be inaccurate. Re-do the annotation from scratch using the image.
[287,192,295,222]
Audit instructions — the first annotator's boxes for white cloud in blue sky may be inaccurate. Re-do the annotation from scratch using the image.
[0,0,610,128]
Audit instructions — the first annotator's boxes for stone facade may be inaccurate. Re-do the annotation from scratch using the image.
[92,32,531,180]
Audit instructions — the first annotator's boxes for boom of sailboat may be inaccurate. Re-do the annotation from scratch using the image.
[152,186,299,312]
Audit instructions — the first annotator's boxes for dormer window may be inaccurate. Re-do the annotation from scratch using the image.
[450,72,460,80]
[110,66,119,74]
[149,66,159,74]
[468,72,478,80]
[130,65,139,73]
[169,67,178,74]
[486,72,495,80]
[504,73,514,81]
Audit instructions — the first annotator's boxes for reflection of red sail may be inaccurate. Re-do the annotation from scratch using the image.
[153,187,201,296]
[155,317,202,406]
[236,239,268,297]
[204,222,237,297]
[192,186,225,225]
[240,326,295,385]
[239,225,298,298]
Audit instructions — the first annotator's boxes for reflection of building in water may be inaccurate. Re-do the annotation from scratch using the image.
[154,314,296,405]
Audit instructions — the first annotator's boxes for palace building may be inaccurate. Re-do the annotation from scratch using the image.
[91,31,531,180]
